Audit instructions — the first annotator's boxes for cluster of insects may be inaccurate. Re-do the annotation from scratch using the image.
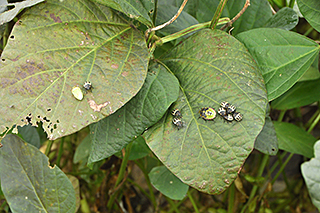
[217,101,243,122]
[72,81,93,101]
[172,109,183,130]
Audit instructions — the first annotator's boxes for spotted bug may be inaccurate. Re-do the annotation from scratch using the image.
[173,118,183,130]
[220,101,230,108]
[218,107,227,117]
[233,112,243,122]
[223,114,234,122]
[172,109,182,118]
[199,107,216,121]
[227,105,236,114]
[83,81,92,91]
[72,86,83,101]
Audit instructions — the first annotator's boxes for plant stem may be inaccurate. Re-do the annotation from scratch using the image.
[288,0,295,8]
[305,109,319,129]
[241,154,269,213]
[277,110,286,122]
[227,183,235,213]
[209,0,228,29]
[304,27,314,36]
[45,140,54,156]
[152,0,158,26]
[187,190,200,213]
[271,152,294,185]
[165,197,180,213]
[159,18,230,45]
[56,137,64,168]
[107,142,133,209]
[307,111,320,133]
[221,0,250,31]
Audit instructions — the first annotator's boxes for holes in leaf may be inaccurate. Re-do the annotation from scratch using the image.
[1,58,5,62]
[56,120,60,123]
[43,117,50,122]
[10,35,14,39]
[47,108,52,112]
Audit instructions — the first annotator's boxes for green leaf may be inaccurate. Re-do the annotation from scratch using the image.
[301,140,320,210]
[148,166,189,200]
[254,115,278,155]
[0,0,45,25]
[73,134,91,164]
[236,28,320,101]
[89,0,153,27]
[297,0,320,33]
[271,78,320,110]
[88,62,179,165]
[298,54,320,81]
[145,29,268,194]
[264,7,299,30]
[17,124,40,148]
[274,121,316,158]
[0,134,76,212]
[0,0,149,140]
[128,136,150,160]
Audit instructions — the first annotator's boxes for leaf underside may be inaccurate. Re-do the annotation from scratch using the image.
[145,29,268,194]
[0,0,149,140]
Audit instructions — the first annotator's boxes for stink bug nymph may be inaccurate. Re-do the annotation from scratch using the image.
[199,107,216,121]
[173,118,183,130]
[220,101,230,108]
[227,105,236,114]
[233,112,243,122]
[83,81,92,91]
[218,107,227,116]
[223,114,234,122]
[172,109,182,118]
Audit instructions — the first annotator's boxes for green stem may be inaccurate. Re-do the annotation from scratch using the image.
[56,138,64,168]
[277,110,286,122]
[187,190,200,213]
[166,197,180,213]
[227,183,235,213]
[304,27,314,37]
[288,0,295,8]
[158,18,230,45]
[241,154,269,213]
[305,110,319,129]
[107,142,133,209]
[45,140,54,156]
[152,0,158,26]
[209,0,228,29]
[271,152,294,185]
[276,152,290,190]
[307,111,320,133]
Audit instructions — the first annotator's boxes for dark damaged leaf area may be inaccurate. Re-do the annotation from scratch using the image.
[145,29,268,194]
[0,0,149,140]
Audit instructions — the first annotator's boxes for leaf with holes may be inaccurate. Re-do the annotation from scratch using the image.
[0,0,149,140]
[88,62,179,166]
[236,28,320,101]
[0,134,76,212]
[144,29,268,194]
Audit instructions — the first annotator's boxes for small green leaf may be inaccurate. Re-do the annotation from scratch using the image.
[145,29,268,194]
[128,136,150,160]
[298,55,320,81]
[88,62,179,165]
[0,0,149,140]
[264,7,299,30]
[297,0,320,33]
[271,78,320,110]
[254,115,278,155]
[149,166,189,200]
[236,28,320,101]
[17,124,40,148]
[274,121,316,158]
[301,140,320,210]
[0,134,76,212]
[73,134,92,164]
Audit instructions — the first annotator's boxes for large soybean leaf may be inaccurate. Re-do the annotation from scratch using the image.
[89,0,153,27]
[274,121,316,158]
[301,140,320,210]
[236,28,320,101]
[149,166,189,200]
[264,7,299,30]
[145,29,268,194]
[297,0,320,33]
[88,62,179,166]
[271,78,320,110]
[0,134,76,212]
[0,0,149,140]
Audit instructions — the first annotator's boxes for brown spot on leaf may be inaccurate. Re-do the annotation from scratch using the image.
[111,64,119,69]
[50,13,62,23]
[121,71,129,77]
[88,100,110,112]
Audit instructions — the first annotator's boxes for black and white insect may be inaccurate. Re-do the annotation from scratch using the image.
[223,114,234,122]
[83,81,92,91]
[171,109,182,118]
[172,118,183,130]
[233,112,243,122]
[218,107,227,117]
[220,101,230,108]
[227,105,236,114]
